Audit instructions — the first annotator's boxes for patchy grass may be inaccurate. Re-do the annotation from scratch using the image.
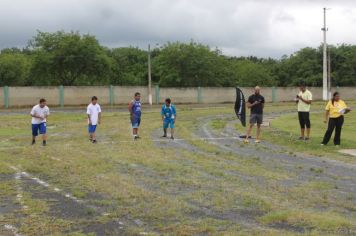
[263,101,356,164]
[0,103,355,235]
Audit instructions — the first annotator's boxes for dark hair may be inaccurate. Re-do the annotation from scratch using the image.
[39,98,46,103]
[332,92,339,105]
[91,96,98,101]
[135,92,141,97]
[165,98,171,104]
[299,83,306,88]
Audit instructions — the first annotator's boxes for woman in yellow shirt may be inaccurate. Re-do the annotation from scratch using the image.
[321,92,351,146]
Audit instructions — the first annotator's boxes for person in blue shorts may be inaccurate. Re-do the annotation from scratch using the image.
[87,96,101,143]
[30,98,50,146]
[161,98,176,140]
[128,92,142,140]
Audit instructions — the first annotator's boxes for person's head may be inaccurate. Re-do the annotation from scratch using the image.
[134,92,141,101]
[39,98,46,108]
[91,96,98,105]
[165,98,171,107]
[254,86,261,95]
[332,92,340,104]
[299,84,306,92]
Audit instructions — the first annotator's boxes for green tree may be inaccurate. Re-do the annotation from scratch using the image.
[153,42,229,87]
[110,47,148,85]
[28,31,113,85]
[0,52,31,86]
[231,60,276,87]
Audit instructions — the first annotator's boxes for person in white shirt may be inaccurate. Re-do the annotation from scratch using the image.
[296,84,313,140]
[87,96,101,143]
[31,98,50,146]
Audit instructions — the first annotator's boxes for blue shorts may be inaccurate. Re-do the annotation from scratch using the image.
[163,119,175,129]
[131,117,141,128]
[88,124,97,133]
[32,123,46,136]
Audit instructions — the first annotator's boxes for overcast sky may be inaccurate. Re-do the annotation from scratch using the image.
[1,0,355,58]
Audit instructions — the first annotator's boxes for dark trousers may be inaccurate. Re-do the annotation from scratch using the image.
[298,112,311,129]
[322,116,344,145]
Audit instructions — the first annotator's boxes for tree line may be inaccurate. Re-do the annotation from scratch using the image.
[1,31,355,87]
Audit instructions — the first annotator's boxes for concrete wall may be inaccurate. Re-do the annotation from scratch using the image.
[0,86,355,108]
[8,87,59,107]
[114,86,152,104]
[0,87,4,107]
[64,86,110,106]
[159,88,198,104]
[337,87,356,100]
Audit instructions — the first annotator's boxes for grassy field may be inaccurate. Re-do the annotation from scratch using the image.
[0,102,355,235]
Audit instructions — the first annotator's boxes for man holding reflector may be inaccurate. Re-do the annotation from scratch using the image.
[244,86,265,144]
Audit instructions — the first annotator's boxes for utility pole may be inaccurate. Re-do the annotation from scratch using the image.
[328,46,331,99]
[148,44,153,106]
[322,7,328,101]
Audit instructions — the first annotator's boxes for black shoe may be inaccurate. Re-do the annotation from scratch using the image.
[305,137,310,141]
[170,136,174,140]
[31,140,36,145]
[92,140,97,144]
[162,135,167,138]
[298,137,305,140]
[42,141,46,146]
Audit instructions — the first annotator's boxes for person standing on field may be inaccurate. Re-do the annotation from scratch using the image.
[244,86,265,144]
[31,98,50,146]
[296,84,313,140]
[129,92,142,140]
[161,98,177,140]
[87,96,101,143]
[321,92,351,146]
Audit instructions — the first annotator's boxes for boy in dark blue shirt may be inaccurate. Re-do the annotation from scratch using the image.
[129,92,142,140]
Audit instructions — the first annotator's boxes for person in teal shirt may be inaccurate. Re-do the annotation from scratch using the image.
[161,98,176,140]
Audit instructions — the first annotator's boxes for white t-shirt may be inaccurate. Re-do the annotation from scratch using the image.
[30,105,50,124]
[87,103,101,125]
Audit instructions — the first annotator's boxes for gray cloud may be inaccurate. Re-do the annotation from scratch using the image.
[0,0,355,58]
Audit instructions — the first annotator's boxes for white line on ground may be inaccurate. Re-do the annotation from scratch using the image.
[13,171,28,211]
[4,224,22,236]
[49,156,61,161]
[100,136,242,144]
[9,165,83,204]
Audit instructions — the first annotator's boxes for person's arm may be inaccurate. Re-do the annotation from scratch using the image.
[324,110,329,123]
[246,97,258,109]
[98,106,102,124]
[128,102,134,120]
[44,108,50,119]
[299,92,312,105]
[31,113,43,119]
[173,106,177,121]
[262,98,265,109]
[161,106,165,121]
[30,108,43,119]
[324,102,330,123]
[300,97,312,105]
[87,107,91,125]
[87,114,91,125]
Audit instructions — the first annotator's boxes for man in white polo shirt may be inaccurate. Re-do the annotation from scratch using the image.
[87,96,101,143]
[296,84,313,140]
[31,98,50,146]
